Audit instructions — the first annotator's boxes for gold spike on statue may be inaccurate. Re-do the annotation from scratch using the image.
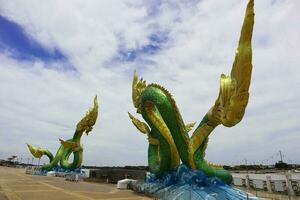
[59,139,78,149]
[185,122,196,133]
[128,112,150,134]
[132,71,147,113]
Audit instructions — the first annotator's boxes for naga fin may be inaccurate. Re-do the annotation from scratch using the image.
[185,122,196,133]
[128,112,150,134]
[59,138,78,149]
[211,0,254,127]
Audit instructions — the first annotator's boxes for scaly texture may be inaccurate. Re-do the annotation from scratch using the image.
[129,0,254,184]
[27,96,99,171]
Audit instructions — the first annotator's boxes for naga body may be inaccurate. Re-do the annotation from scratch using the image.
[129,0,254,184]
[27,96,98,171]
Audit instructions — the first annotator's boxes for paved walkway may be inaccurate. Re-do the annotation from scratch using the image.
[3,166,298,200]
[0,166,151,200]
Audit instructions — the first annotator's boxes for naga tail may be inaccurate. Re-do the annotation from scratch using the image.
[26,143,54,162]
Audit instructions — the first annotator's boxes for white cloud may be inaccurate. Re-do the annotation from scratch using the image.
[0,0,299,166]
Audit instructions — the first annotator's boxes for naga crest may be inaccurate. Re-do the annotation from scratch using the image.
[76,96,99,134]
[132,71,147,113]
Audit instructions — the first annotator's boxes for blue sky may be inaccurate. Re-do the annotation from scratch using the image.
[0,15,66,62]
[0,0,299,166]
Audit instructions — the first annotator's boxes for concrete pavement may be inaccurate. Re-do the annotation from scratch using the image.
[0,166,151,200]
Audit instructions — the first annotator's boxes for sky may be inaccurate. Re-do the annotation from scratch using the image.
[0,0,299,167]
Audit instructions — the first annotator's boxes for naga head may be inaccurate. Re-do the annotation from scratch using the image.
[208,0,254,127]
[132,71,147,114]
[76,95,99,135]
[209,74,249,127]
[220,76,249,127]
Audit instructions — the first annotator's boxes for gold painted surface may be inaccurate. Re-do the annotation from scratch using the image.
[188,123,215,169]
[206,160,223,169]
[59,139,77,149]
[58,139,82,153]
[185,122,196,133]
[209,0,254,127]
[144,101,180,169]
[132,71,147,113]
[128,112,150,134]
[76,96,99,134]
[26,144,47,159]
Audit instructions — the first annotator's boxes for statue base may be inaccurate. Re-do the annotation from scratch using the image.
[132,164,260,200]
[25,166,87,178]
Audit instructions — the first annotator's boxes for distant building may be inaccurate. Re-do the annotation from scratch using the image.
[88,168,146,183]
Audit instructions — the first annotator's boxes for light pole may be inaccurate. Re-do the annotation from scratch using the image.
[279,150,283,162]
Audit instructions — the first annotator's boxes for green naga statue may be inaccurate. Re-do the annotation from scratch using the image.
[27,96,99,171]
[128,0,254,184]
